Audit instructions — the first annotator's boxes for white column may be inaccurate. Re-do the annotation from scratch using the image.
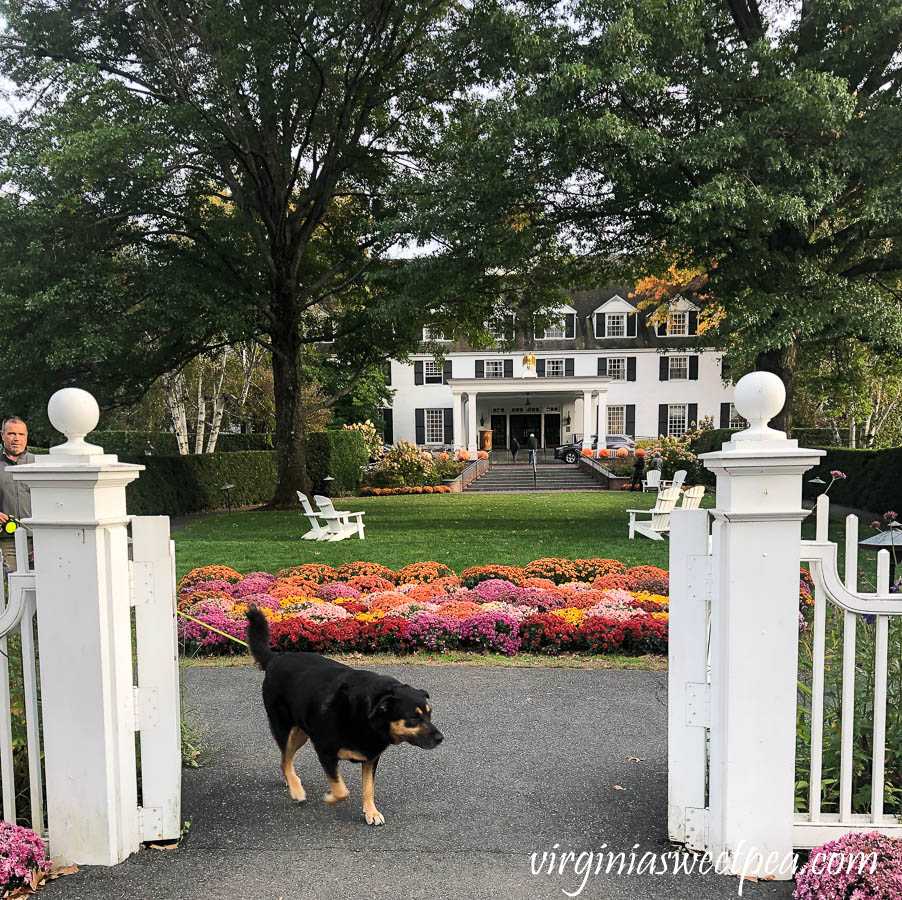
[12,389,143,866]
[597,394,607,445]
[581,390,592,450]
[467,391,479,454]
[700,373,824,879]
[452,392,463,450]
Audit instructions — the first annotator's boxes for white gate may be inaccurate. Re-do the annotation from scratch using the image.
[668,371,902,879]
[0,388,182,866]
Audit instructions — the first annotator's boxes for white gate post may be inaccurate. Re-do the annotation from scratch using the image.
[700,373,824,878]
[11,389,143,866]
[667,507,711,847]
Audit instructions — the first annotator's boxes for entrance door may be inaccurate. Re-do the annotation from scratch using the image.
[491,415,507,449]
[543,413,561,448]
[509,413,542,447]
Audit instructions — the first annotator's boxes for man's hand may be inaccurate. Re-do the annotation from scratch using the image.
[0,514,9,524]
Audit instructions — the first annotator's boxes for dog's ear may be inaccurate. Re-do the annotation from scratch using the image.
[368,689,396,722]
[422,690,430,699]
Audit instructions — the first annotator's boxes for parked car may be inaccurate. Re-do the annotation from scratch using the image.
[554,434,636,464]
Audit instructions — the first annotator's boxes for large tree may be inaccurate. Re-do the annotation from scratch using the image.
[510,0,902,430]
[0,0,568,502]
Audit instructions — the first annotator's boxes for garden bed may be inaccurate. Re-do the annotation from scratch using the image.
[176,558,670,658]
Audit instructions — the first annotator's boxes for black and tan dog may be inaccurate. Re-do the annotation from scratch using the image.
[246,607,443,825]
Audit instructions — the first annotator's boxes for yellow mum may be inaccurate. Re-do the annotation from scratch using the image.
[552,608,586,626]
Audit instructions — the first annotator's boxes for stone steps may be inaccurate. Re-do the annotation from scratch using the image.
[464,463,606,492]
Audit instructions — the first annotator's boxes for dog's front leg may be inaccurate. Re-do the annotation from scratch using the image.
[361,758,384,826]
[318,753,350,805]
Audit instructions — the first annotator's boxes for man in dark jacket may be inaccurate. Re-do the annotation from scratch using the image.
[527,433,539,466]
[0,416,34,573]
[510,437,520,464]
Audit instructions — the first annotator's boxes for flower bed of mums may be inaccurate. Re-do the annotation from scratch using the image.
[176,559,671,657]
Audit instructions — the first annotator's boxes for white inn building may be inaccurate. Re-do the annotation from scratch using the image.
[383,287,740,453]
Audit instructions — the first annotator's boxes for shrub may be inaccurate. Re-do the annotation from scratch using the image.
[793,832,902,900]
[404,614,462,652]
[315,582,362,602]
[459,565,526,587]
[178,565,242,593]
[277,564,337,584]
[570,558,627,580]
[395,562,454,584]
[0,822,51,893]
[523,558,581,584]
[348,575,396,594]
[519,613,578,653]
[269,578,318,599]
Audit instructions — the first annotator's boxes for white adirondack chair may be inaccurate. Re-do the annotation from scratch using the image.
[627,486,681,541]
[678,485,705,510]
[642,469,662,492]
[660,469,687,491]
[296,491,328,541]
[313,495,366,541]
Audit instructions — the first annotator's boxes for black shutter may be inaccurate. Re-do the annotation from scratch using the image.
[443,359,452,383]
[565,313,575,338]
[627,313,637,337]
[443,407,454,444]
[415,408,425,444]
[657,320,667,337]
[384,361,392,385]
[689,311,699,335]
[382,409,394,444]
[537,359,546,377]
[688,403,698,427]
[658,404,669,437]
[689,355,699,380]
[414,361,424,385]
[659,357,669,381]
[565,358,575,377]
[503,359,513,378]
[596,313,606,338]
[627,357,637,381]
[475,360,484,379]
[625,405,636,438]
[720,402,731,429]
[597,357,607,376]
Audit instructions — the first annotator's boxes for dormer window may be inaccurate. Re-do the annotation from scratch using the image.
[489,313,516,342]
[669,312,688,336]
[656,304,698,337]
[422,327,449,342]
[606,314,626,337]
[538,309,576,340]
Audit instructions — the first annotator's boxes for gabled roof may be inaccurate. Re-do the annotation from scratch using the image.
[591,294,637,315]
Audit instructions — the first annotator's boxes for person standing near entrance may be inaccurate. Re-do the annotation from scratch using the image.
[510,437,520,465]
[527,432,539,466]
[649,452,664,474]
[630,451,646,491]
[0,416,34,574]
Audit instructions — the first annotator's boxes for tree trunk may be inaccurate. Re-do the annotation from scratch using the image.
[270,326,309,506]
[163,372,190,455]
[194,376,206,455]
[754,342,798,434]
[205,349,228,453]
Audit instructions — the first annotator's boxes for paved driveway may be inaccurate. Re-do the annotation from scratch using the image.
[42,665,795,899]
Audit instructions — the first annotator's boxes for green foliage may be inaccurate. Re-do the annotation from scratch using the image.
[30,430,274,454]
[361,442,465,489]
[305,431,368,496]
[124,451,278,516]
[802,447,902,515]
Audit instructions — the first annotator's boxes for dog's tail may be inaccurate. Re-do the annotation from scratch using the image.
[245,606,275,670]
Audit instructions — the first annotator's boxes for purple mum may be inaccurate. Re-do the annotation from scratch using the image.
[794,832,902,899]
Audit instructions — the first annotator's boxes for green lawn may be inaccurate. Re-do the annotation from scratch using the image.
[171,491,693,579]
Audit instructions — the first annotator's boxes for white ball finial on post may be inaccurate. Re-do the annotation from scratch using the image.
[732,371,787,442]
[47,388,104,456]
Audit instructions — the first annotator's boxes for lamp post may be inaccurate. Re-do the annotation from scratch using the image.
[220,483,235,514]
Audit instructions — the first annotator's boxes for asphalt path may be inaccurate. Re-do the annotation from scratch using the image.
[41,665,795,900]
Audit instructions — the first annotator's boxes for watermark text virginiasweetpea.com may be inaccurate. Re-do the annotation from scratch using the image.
[529,841,878,897]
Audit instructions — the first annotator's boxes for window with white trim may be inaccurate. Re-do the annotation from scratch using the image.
[422,327,448,342]
[669,355,689,380]
[668,404,688,437]
[425,409,444,443]
[543,320,565,339]
[606,313,626,337]
[607,405,626,435]
[485,360,504,379]
[669,312,688,336]
[424,360,443,384]
[729,403,745,429]
[489,314,515,341]
[546,358,565,377]
[607,357,627,381]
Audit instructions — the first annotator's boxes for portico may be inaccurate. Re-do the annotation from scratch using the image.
[447,376,611,453]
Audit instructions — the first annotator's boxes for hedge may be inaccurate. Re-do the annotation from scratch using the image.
[123,450,279,515]
[30,430,276,453]
[121,430,369,515]
[802,447,902,515]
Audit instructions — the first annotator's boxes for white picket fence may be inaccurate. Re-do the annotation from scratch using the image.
[0,516,181,848]
[796,494,902,847]
[669,496,902,859]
